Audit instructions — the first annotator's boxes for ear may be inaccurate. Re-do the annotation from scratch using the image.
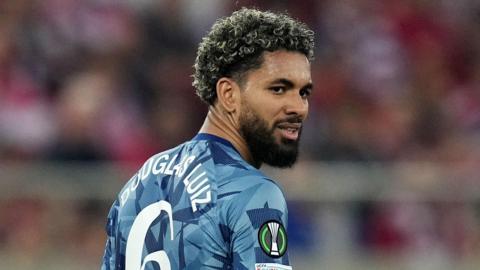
[215,77,240,113]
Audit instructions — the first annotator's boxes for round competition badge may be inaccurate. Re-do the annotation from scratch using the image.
[258,220,287,258]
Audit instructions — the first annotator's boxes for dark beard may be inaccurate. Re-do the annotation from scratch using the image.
[239,105,301,168]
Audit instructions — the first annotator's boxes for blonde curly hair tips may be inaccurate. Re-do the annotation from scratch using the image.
[193,8,314,105]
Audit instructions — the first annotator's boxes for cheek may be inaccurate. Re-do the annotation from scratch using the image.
[243,96,270,117]
[263,108,281,129]
[253,98,280,118]
[242,92,286,128]
[304,101,309,118]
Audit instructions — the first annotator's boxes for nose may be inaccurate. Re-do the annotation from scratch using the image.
[284,90,308,119]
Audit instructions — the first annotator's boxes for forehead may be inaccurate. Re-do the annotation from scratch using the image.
[246,50,311,85]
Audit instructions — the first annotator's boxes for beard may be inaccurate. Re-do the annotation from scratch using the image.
[239,103,302,168]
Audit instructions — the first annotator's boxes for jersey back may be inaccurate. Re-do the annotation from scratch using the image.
[101,133,292,270]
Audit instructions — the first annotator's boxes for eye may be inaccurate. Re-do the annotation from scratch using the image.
[299,88,311,99]
[269,86,285,94]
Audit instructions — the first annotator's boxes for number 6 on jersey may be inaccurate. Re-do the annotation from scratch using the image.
[125,201,174,270]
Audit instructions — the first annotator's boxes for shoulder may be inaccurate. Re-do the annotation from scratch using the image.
[218,172,288,225]
[218,174,290,265]
[216,163,285,201]
[232,177,287,211]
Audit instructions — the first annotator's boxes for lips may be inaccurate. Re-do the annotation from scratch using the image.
[276,122,301,141]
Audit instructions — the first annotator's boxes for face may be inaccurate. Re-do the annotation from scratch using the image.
[238,50,312,168]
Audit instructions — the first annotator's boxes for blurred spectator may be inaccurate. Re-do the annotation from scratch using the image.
[46,55,157,164]
[0,16,56,160]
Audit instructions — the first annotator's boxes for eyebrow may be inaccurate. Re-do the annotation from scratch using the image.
[270,78,313,91]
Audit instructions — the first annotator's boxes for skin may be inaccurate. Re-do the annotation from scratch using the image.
[199,50,313,168]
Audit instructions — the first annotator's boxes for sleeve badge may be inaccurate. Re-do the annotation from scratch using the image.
[258,220,287,258]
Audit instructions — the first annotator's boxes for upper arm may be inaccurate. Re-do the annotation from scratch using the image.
[101,201,119,270]
[228,180,291,269]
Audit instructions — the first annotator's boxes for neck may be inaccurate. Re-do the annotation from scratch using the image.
[199,106,259,168]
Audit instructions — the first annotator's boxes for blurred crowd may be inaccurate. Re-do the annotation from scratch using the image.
[2,0,480,164]
[2,0,480,268]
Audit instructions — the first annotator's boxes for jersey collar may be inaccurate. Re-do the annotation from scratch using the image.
[193,133,240,155]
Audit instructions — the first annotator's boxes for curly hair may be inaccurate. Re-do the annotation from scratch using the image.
[193,7,315,105]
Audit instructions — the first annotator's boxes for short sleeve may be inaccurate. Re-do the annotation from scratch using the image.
[101,201,119,270]
[226,180,291,270]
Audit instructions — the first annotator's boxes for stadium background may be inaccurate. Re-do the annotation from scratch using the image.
[1,0,480,269]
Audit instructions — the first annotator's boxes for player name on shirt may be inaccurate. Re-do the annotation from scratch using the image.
[119,153,211,212]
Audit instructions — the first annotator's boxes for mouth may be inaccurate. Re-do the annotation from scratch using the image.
[276,122,301,141]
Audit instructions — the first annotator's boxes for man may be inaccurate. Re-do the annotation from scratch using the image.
[102,7,314,270]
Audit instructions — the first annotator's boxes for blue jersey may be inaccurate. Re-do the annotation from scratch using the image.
[102,133,292,270]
